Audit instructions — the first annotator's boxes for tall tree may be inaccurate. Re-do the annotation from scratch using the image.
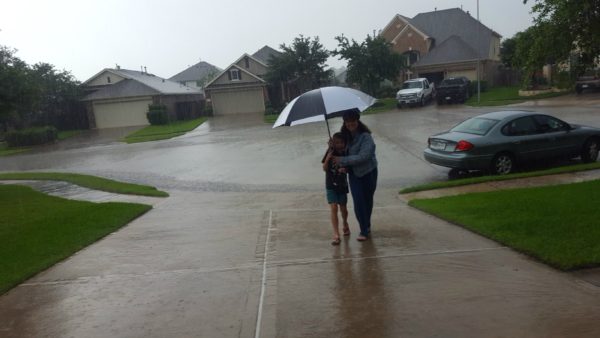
[266,35,331,101]
[333,35,404,97]
[525,0,600,72]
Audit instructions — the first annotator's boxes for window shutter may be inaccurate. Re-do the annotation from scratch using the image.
[238,70,242,80]
[228,70,232,81]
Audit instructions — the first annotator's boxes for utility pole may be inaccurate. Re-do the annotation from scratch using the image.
[477,0,481,104]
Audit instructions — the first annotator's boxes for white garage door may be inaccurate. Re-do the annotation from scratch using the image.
[211,88,265,115]
[93,98,152,129]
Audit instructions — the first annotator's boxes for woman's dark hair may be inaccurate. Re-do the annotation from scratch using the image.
[340,115,371,142]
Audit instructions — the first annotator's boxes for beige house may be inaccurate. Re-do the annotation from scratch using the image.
[205,46,281,115]
[381,8,502,85]
[82,68,204,129]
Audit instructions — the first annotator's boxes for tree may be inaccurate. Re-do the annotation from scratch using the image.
[524,0,600,72]
[500,37,517,68]
[333,35,404,97]
[266,35,332,103]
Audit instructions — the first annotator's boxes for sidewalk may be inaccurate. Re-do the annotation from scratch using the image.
[0,184,599,337]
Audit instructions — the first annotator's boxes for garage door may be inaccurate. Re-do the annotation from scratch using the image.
[211,88,265,115]
[447,70,477,81]
[93,98,152,129]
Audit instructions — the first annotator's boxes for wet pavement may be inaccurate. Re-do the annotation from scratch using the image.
[1,94,600,337]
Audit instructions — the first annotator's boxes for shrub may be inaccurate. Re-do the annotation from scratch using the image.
[555,71,575,90]
[376,86,399,99]
[5,126,58,147]
[146,104,168,125]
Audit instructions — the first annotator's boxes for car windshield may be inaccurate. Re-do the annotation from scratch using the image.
[441,79,463,85]
[451,118,499,135]
[402,81,422,89]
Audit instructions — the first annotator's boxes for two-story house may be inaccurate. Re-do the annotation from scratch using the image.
[169,61,221,91]
[381,8,502,85]
[204,46,281,115]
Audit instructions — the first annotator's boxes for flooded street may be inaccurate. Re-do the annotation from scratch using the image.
[1,98,600,337]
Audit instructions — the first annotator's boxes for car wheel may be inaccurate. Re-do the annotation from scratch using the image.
[420,96,425,107]
[490,153,515,175]
[576,87,582,94]
[437,99,443,105]
[581,138,599,163]
[396,103,402,109]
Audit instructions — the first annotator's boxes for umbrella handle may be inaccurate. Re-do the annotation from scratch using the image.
[325,114,332,139]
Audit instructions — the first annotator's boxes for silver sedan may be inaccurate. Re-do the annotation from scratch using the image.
[424,110,600,175]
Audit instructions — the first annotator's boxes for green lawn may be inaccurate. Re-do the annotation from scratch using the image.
[410,180,600,270]
[57,129,83,140]
[123,117,207,143]
[0,184,151,294]
[363,98,397,114]
[0,142,30,157]
[0,172,169,197]
[265,114,279,124]
[466,86,570,107]
[400,162,600,193]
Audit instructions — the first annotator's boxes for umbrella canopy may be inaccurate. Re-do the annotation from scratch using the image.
[272,86,376,128]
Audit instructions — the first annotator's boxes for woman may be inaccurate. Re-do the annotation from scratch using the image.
[333,110,378,241]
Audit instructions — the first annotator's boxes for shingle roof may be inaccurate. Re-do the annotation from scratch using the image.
[409,8,501,61]
[169,61,221,82]
[82,68,202,101]
[251,45,281,65]
[416,35,479,66]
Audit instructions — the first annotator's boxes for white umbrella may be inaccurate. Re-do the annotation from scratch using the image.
[272,86,376,136]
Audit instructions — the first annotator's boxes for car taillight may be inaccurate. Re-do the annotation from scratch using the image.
[455,140,474,151]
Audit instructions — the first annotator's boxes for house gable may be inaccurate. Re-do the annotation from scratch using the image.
[390,24,432,56]
[206,64,265,88]
[235,54,269,78]
[84,70,127,87]
[381,15,410,43]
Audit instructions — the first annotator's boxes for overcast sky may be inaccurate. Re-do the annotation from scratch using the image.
[0,0,535,82]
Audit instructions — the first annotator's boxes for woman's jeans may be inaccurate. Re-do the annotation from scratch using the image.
[349,168,378,236]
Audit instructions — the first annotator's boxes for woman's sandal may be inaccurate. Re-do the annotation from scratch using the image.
[331,237,341,246]
[343,225,351,236]
[356,235,368,242]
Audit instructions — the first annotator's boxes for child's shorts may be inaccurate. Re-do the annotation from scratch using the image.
[326,189,347,205]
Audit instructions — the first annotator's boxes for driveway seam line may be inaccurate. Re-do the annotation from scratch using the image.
[254,209,272,338]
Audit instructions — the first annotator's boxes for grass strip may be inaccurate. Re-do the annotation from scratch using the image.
[400,162,600,193]
[124,117,206,143]
[0,142,30,157]
[265,114,279,124]
[363,98,398,114]
[0,184,151,294]
[57,129,83,140]
[465,86,570,107]
[0,172,168,197]
[409,180,600,270]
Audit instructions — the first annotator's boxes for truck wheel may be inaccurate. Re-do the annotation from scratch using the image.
[420,96,425,107]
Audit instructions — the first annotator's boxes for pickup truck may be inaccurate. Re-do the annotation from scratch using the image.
[436,77,471,104]
[575,76,600,94]
[396,78,434,108]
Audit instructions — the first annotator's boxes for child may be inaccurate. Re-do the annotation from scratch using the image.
[322,132,350,245]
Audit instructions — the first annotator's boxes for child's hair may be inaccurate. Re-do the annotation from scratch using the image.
[331,132,346,144]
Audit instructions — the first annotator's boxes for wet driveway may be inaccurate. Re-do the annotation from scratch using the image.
[1,96,600,337]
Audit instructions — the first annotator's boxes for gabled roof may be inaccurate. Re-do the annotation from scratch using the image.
[204,63,266,89]
[409,8,501,59]
[415,35,479,67]
[251,45,282,65]
[169,61,221,82]
[82,68,202,101]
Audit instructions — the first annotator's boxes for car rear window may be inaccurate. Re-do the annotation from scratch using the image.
[451,118,499,135]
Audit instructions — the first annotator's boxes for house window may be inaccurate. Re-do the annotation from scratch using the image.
[107,76,111,83]
[230,69,241,81]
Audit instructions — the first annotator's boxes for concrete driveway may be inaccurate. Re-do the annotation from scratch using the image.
[1,95,600,337]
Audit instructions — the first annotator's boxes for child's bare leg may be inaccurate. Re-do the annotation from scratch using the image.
[330,203,340,239]
[340,204,350,235]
